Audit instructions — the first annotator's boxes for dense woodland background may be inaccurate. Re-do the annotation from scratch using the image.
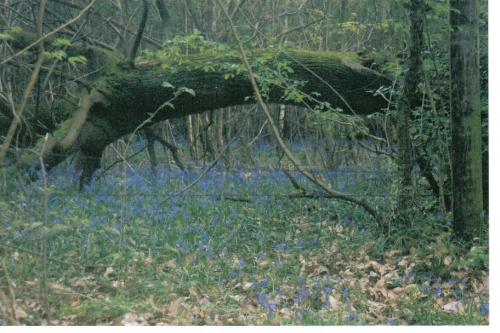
[0,0,490,325]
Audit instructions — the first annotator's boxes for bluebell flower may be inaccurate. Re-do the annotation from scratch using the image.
[275,243,287,251]
[257,292,268,306]
[480,302,489,316]
[388,319,397,326]
[434,287,442,298]
[295,287,309,306]
[257,292,277,319]
[346,313,358,322]
[256,279,269,289]
[297,276,305,285]
[341,288,349,299]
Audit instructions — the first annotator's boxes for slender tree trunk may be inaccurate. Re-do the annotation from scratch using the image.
[450,0,484,240]
[144,127,158,175]
[397,0,425,221]
[186,115,196,160]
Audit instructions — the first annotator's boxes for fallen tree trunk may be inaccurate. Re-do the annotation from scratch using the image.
[10,49,391,184]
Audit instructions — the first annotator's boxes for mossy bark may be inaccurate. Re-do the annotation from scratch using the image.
[396,0,425,222]
[450,0,484,240]
[18,50,391,184]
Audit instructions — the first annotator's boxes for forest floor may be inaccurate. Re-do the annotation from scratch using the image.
[0,142,489,325]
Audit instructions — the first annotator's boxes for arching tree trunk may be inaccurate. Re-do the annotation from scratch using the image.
[10,50,391,186]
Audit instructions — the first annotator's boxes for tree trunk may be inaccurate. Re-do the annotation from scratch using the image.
[396,0,425,221]
[13,50,391,184]
[450,0,484,240]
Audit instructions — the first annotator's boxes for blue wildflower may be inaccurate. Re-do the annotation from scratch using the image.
[295,287,309,306]
[275,243,287,251]
[388,319,398,326]
[323,286,333,296]
[480,302,489,316]
[346,313,358,322]
[257,292,268,306]
[257,292,277,319]
[239,259,246,268]
[341,288,349,299]
[255,279,269,289]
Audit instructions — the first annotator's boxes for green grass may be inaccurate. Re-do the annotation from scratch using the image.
[0,143,489,325]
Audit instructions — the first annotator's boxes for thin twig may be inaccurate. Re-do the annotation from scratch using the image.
[0,0,98,66]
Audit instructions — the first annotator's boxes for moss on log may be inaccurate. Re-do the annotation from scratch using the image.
[14,49,391,183]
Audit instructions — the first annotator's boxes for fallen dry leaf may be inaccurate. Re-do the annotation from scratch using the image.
[279,307,292,317]
[50,283,73,294]
[15,306,28,320]
[229,295,245,303]
[242,282,254,290]
[166,297,187,316]
[70,276,94,288]
[443,256,453,266]
[166,258,177,269]
[366,300,385,310]
[443,301,465,314]
[111,280,125,288]
[328,295,341,312]
[104,266,114,277]
[121,312,149,325]
[308,265,330,277]
[258,260,269,268]
[398,258,408,268]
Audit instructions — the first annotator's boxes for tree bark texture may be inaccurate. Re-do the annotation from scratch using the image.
[450,0,484,240]
[7,49,391,183]
[396,0,425,218]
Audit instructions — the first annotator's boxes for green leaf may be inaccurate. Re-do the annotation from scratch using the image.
[11,26,23,34]
[178,87,196,96]
[54,38,72,47]
[0,33,14,41]
[68,55,87,65]
[29,222,43,229]
[161,81,175,89]
[44,50,67,61]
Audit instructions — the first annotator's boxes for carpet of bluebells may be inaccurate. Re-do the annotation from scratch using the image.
[0,141,489,325]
